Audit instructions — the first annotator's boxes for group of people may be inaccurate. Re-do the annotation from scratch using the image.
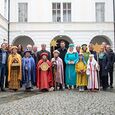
[0,41,114,92]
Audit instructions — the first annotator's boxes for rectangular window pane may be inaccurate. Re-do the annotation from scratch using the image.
[63,3,71,22]
[52,3,56,9]
[57,3,60,9]
[57,10,61,22]
[18,3,28,22]
[68,3,71,9]
[63,10,66,22]
[52,3,61,22]
[68,10,71,22]
[63,3,66,10]
[96,3,105,22]
[52,10,56,22]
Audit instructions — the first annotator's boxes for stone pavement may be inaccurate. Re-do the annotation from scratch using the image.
[0,72,114,115]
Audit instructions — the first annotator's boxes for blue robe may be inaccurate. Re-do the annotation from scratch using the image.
[65,52,79,86]
[22,56,36,88]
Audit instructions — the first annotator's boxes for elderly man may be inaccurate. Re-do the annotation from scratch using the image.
[26,44,36,63]
[27,44,33,51]
[37,44,51,62]
[106,45,115,88]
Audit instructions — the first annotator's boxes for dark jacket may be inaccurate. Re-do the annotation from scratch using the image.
[99,52,109,76]
[31,52,37,65]
[106,49,115,71]
[37,50,51,62]
[0,49,8,65]
[90,50,97,60]
[18,51,24,57]
[58,47,67,63]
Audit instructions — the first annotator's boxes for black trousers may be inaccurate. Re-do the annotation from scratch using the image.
[101,75,108,89]
[0,64,6,89]
[108,70,113,86]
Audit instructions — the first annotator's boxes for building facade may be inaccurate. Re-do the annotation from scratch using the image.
[0,0,8,44]
[0,0,114,51]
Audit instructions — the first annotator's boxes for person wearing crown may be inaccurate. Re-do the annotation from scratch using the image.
[81,44,90,64]
[65,44,79,89]
[22,49,36,91]
[86,54,99,91]
[8,46,22,91]
[51,50,64,90]
[76,53,87,91]
[36,53,53,91]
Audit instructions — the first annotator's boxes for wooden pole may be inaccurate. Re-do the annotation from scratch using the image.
[8,0,10,46]
[113,0,115,51]
[97,53,101,91]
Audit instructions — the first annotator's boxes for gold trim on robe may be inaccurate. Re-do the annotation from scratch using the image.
[8,53,22,90]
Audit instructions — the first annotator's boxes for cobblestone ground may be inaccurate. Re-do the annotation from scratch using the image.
[0,72,114,115]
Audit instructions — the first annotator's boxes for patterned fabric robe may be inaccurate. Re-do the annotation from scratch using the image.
[51,57,64,87]
[8,53,22,90]
[76,58,87,87]
[22,56,36,89]
[87,57,99,89]
[37,59,53,90]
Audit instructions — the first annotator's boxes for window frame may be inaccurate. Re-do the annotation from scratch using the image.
[95,2,105,22]
[18,2,28,23]
[52,2,71,23]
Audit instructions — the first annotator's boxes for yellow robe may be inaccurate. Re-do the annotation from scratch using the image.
[8,53,22,90]
[75,61,87,86]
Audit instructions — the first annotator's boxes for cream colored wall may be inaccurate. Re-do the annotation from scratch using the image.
[10,0,113,22]
[0,14,8,44]
[9,22,114,51]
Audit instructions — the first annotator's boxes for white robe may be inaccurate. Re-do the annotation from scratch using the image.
[87,58,99,89]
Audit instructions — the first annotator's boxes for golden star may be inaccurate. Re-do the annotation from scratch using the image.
[93,43,101,53]
[50,40,57,47]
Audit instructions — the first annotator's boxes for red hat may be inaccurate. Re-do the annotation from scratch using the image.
[40,52,48,57]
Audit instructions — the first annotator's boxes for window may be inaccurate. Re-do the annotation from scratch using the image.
[52,3,61,22]
[4,0,7,18]
[52,2,71,22]
[96,3,105,22]
[63,3,71,22]
[18,3,28,22]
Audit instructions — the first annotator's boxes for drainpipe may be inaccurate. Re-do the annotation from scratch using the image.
[113,0,115,51]
[8,0,10,45]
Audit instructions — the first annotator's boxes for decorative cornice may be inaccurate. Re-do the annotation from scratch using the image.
[10,22,113,24]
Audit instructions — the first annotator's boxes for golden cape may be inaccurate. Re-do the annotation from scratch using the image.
[8,53,22,82]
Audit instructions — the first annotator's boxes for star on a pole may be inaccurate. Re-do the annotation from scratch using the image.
[93,43,101,53]
[50,40,57,47]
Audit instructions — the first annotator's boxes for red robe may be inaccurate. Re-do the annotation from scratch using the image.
[37,59,53,90]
